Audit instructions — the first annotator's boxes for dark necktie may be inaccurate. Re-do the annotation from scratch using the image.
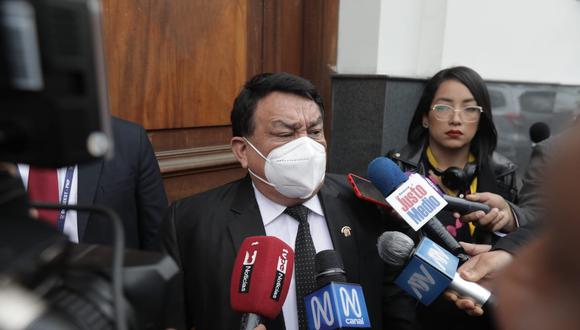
[28,166,59,226]
[285,204,316,330]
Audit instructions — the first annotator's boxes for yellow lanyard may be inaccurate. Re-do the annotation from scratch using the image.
[426,147,478,236]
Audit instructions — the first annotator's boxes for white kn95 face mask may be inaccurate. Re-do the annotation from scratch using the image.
[244,136,326,199]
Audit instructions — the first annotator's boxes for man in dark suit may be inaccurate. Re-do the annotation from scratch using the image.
[161,73,417,330]
[79,116,168,249]
[20,116,167,250]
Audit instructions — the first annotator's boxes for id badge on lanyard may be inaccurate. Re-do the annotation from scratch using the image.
[56,166,75,231]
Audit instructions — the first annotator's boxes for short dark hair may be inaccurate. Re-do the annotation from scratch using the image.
[407,66,498,162]
[230,72,324,137]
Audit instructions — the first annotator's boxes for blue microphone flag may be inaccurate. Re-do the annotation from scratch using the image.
[304,282,371,329]
[394,237,459,305]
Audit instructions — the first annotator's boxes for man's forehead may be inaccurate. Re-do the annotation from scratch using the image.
[255,92,321,119]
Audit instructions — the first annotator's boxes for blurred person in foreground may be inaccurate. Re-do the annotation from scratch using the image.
[445,133,556,316]
[495,122,580,329]
[17,117,168,250]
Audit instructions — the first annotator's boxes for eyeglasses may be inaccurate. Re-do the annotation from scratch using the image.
[430,104,483,123]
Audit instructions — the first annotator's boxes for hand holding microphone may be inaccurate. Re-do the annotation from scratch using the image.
[230,236,294,330]
[368,156,513,234]
[457,192,517,233]
[377,231,494,312]
[445,242,513,316]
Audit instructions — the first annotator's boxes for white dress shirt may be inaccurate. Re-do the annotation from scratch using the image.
[252,183,334,330]
[18,164,79,243]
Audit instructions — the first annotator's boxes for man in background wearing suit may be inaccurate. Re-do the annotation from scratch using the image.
[161,72,417,330]
[20,116,167,250]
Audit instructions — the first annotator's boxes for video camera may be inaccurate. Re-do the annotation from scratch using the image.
[0,0,181,329]
[0,215,180,330]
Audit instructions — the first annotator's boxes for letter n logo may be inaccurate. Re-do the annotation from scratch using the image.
[311,291,334,329]
[407,264,435,299]
[339,287,362,317]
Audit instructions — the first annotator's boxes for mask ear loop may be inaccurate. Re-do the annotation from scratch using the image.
[243,138,268,160]
[243,138,276,188]
[247,168,275,188]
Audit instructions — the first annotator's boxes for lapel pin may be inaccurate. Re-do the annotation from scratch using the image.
[340,226,352,237]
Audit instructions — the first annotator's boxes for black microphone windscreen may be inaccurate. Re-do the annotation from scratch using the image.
[377,231,414,268]
[315,250,347,287]
[529,122,550,144]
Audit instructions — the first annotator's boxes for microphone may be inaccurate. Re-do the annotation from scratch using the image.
[440,194,490,214]
[377,231,494,308]
[413,168,490,214]
[230,236,294,330]
[367,157,470,261]
[304,250,371,329]
[368,157,490,215]
[529,122,550,144]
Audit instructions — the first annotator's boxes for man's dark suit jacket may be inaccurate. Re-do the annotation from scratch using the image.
[494,138,551,254]
[161,173,418,330]
[78,117,168,250]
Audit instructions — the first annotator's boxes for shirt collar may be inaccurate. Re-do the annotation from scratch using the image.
[252,182,324,227]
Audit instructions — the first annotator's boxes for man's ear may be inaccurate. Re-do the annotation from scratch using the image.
[231,137,248,168]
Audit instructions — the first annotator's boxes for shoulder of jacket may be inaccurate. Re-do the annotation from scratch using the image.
[490,151,518,177]
[171,178,244,210]
[387,144,423,172]
[112,116,143,133]
[324,173,351,192]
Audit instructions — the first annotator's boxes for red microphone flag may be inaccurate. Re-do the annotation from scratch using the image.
[230,236,294,320]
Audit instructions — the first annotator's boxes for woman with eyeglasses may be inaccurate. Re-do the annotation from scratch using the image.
[389,66,522,330]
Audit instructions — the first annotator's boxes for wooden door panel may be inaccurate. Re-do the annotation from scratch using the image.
[102,0,252,129]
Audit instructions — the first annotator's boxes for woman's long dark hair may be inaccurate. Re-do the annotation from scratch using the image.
[407,66,498,167]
